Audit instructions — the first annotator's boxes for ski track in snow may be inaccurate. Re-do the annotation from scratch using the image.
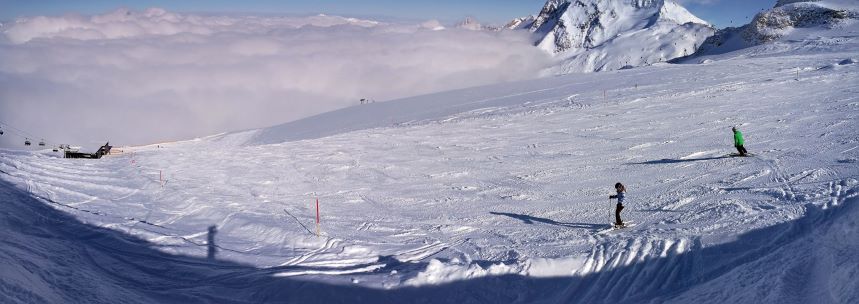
[2,21,859,303]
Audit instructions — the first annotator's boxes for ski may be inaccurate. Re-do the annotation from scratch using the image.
[727,153,754,157]
[597,222,636,234]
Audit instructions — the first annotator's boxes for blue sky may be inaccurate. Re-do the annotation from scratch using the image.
[0,0,775,28]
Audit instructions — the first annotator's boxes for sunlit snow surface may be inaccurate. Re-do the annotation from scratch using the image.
[1,20,859,304]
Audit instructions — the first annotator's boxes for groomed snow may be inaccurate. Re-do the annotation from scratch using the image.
[1,18,859,304]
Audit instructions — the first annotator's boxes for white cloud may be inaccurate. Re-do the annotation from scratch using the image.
[0,8,550,148]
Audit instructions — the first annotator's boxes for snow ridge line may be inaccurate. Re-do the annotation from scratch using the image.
[26,187,254,255]
[557,191,858,303]
[0,169,312,259]
[4,152,450,272]
[18,179,168,230]
[280,238,340,266]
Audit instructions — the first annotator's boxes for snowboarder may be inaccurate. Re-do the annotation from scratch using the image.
[609,182,626,227]
[732,127,748,156]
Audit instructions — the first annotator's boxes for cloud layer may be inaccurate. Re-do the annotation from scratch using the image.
[0,8,550,147]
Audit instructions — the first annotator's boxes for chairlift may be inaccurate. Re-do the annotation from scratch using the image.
[39,139,45,146]
[25,138,31,146]
[53,147,59,152]
[0,128,4,135]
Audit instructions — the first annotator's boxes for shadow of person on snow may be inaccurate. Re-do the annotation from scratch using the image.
[207,225,218,260]
[489,211,607,230]
[628,156,729,165]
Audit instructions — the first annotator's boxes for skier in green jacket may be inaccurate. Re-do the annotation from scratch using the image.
[732,127,748,156]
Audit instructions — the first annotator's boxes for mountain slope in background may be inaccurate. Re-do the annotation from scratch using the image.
[504,15,536,30]
[526,0,714,73]
[693,0,859,57]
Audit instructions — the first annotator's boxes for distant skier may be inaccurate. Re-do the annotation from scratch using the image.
[609,182,626,227]
[732,127,748,156]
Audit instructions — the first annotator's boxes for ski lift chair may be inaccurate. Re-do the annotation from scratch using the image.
[25,139,31,146]
[39,140,45,146]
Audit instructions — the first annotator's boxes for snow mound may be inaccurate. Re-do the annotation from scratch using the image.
[527,0,714,73]
[667,197,859,304]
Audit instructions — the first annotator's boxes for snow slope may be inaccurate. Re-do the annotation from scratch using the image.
[527,0,714,73]
[1,17,859,304]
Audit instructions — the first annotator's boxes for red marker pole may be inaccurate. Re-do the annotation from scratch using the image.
[315,198,320,237]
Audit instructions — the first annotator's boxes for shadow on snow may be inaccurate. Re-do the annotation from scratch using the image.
[489,211,608,230]
[0,176,856,303]
[627,156,730,165]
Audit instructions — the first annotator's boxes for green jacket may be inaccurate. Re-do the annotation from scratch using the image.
[734,130,744,146]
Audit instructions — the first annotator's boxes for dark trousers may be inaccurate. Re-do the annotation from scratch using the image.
[615,203,624,225]
[735,145,748,155]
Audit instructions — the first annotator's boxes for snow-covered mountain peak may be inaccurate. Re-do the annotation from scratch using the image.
[527,0,713,73]
[694,0,859,56]
[748,1,856,42]
[455,17,488,31]
[657,0,709,25]
[504,15,536,30]
[530,0,708,54]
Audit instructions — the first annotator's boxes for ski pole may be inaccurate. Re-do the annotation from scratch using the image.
[609,197,613,226]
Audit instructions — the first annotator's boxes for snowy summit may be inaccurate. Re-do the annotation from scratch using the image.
[527,0,714,73]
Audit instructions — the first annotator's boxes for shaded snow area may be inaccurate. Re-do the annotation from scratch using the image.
[2,24,859,304]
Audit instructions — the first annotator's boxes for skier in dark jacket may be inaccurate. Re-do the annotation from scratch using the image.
[732,127,748,156]
[609,183,626,227]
